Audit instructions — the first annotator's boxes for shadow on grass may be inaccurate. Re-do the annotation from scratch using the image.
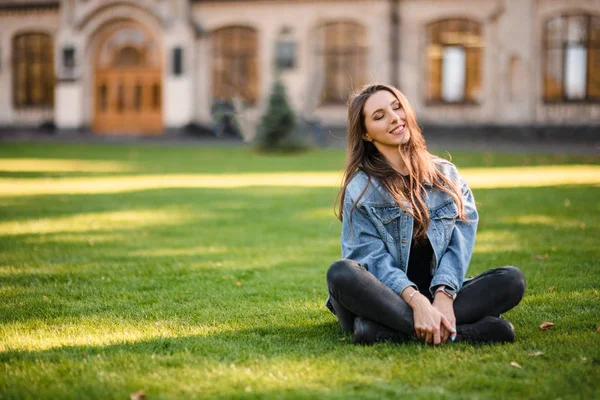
[0,323,442,399]
[3,321,599,399]
[0,323,348,362]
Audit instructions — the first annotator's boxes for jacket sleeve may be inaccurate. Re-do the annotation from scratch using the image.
[341,195,417,296]
[429,178,479,295]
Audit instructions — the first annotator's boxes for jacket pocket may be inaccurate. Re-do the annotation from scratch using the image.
[370,205,403,244]
[430,200,458,220]
[429,200,458,246]
[371,206,403,224]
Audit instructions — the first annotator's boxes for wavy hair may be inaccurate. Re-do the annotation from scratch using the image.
[336,84,465,239]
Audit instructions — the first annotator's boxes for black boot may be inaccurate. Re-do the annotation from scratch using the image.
[352,317,410,345]
[455,316,515,343]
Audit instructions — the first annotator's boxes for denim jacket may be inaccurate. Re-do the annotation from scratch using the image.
[327,159,478,311]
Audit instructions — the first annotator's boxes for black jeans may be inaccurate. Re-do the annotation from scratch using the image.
[326,259,526,336]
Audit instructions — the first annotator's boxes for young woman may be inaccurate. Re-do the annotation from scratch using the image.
[326,84,526,345]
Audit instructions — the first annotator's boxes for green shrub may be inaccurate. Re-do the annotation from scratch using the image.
[254,80,309,153]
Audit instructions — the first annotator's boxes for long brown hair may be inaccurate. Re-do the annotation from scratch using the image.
[336,84,465,239]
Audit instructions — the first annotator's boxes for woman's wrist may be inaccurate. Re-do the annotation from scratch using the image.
[407,291,429,310]
[401,287,419,306]
[407,290,418,304]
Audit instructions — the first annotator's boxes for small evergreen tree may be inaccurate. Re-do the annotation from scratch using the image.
[255,79,306,152]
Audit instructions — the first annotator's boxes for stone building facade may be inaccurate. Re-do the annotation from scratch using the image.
[0,0,598,139]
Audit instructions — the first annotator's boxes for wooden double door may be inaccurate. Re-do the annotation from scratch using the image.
[92,24,163,135]
[93,69,162,134]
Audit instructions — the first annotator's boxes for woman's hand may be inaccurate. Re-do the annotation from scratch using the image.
[432,294,456,343]
[410,294,454,345]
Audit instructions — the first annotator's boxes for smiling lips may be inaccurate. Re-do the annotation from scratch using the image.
[389,124,406,135]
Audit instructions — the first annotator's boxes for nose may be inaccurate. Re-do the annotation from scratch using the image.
[390,109,399,124]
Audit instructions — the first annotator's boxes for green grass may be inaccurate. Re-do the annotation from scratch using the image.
[0,142,599,399]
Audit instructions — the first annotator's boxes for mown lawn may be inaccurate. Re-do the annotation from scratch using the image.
[0,142,599,400]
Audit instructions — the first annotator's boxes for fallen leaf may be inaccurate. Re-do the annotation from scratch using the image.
[528,351,544,357]
[88,239,94,246]
[548,286,557,292]
[564,199,571,207]
[235,281,242,286]
[130,390,146,400]
[532,253,549,260]
[579,223,586,230]
[597,325,600,333]
[42,296,49,302]
[510,361,522,368]
[539,321,555,330]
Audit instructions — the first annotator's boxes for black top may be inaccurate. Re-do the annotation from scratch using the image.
[401,175,434,299]
[407,234,434,300]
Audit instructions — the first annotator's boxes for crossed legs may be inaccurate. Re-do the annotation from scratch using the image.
[326,259,526,343]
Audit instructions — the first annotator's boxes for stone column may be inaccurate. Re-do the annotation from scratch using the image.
[54,0,85,131]
[162,2,195,131]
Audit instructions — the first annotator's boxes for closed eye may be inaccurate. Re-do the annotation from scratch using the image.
[371,100,401,120]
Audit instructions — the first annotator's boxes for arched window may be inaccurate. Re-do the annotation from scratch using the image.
[543,13,600,102]
[315,21,367,104]
[114,46,144,67]
[211,26,259,105]
[12,32,55,108]
[426,19,482,103]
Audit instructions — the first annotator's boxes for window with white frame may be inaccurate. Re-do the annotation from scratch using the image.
[426,19,482,104]
[544,13,600,102]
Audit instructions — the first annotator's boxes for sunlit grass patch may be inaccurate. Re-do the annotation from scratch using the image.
[0,165,598,198]
[131,245,231,258]
[472,230,524,254]
[0,317,226,352]
[464,165,600,188]
[0,172,343,197]
[0,208,201,235]
[23,232,130,245]
[502,214,584,228]
[295,207,338,221]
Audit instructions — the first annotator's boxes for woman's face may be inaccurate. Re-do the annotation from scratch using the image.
[362,90,410,148]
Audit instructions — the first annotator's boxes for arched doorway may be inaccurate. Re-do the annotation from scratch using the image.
[92,22,163,134]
